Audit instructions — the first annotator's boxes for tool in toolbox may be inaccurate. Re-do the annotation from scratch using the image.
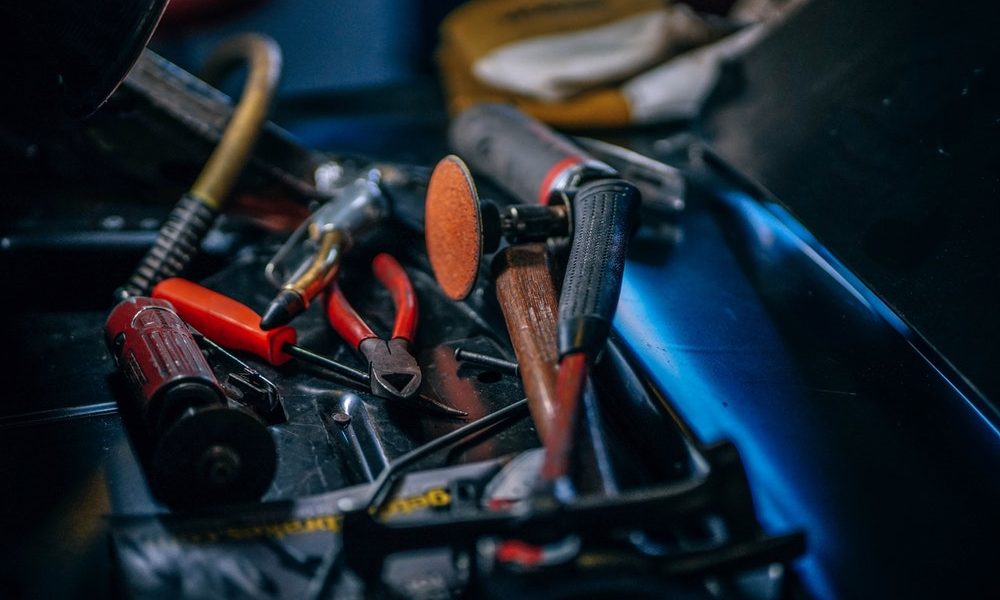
[426,157,562,445]
[338,440,806,591]
[425,155,570,301]
[328,343,804,592]
[260,171,389,330]
[152,275,467,417]
[119,34,282,299]
[454,347,520,376]
[104,296,278,509]
[104,35,287,509]
[325,253,421,401]
[432,103,641,491]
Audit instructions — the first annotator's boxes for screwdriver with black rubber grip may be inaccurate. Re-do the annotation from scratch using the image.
[543,178,639,483]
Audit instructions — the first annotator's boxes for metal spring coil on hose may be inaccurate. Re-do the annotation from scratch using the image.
[120,194,218,299]
[117,33,281,300]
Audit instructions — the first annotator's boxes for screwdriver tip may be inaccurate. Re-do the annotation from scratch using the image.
[260,290,305,330]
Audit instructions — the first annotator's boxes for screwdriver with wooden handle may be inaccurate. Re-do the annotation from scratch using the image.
[151,278,466,417]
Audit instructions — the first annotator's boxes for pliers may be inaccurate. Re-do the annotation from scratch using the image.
[325,253,463,417]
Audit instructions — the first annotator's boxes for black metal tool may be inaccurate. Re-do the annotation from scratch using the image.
[305,398,531,600]
[454,347,520,377]
[544,178,640,483]
[338,440,804,590]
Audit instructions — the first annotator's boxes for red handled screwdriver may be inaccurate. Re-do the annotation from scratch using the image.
[151,278,467,417]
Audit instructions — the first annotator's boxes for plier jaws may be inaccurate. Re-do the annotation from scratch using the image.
[359,337,422,400]
[326,253,423,401]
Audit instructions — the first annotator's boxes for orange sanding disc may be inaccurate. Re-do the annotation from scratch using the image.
[425,155,482,300]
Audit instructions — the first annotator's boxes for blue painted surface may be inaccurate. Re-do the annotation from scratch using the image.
[152,0,422,95]
[614,188,1000,599]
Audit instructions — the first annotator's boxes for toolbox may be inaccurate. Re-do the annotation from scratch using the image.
[1,1,998,599]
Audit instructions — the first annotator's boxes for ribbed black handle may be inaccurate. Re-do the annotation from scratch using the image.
[558,179,640,358]
[449,103,587,205]
[121,193,218,298]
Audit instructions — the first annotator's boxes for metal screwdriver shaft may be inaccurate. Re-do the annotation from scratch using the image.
[286,344,466,418]
[284,343,369,384]
[453,347,520,376]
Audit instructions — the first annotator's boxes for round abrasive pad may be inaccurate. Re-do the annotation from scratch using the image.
[425,155,482,300]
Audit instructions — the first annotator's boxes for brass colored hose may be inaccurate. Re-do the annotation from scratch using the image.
[191,33,282,209]
[120,33,282,299]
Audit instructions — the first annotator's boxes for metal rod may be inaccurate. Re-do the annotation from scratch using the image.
[453,347,520,376]
[365,398,530,512]
[284,343,369,384]
[0,402,119,430]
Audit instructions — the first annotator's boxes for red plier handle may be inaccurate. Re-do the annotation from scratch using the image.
[325,253,418,348]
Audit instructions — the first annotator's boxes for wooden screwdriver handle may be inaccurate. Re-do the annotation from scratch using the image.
[493,243,560,444]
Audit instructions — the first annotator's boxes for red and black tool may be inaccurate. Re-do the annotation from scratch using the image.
[105,296,277,508]
[152,272,465,417]
[448,103,618,208]
[544,179,639,482]
[325,253,422,401]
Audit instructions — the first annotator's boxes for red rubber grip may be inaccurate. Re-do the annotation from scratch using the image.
[152,278,297,365]
[541,352,590,482]
[372,253,418,342]
[325,254,417,348]
[326,283,375,349]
